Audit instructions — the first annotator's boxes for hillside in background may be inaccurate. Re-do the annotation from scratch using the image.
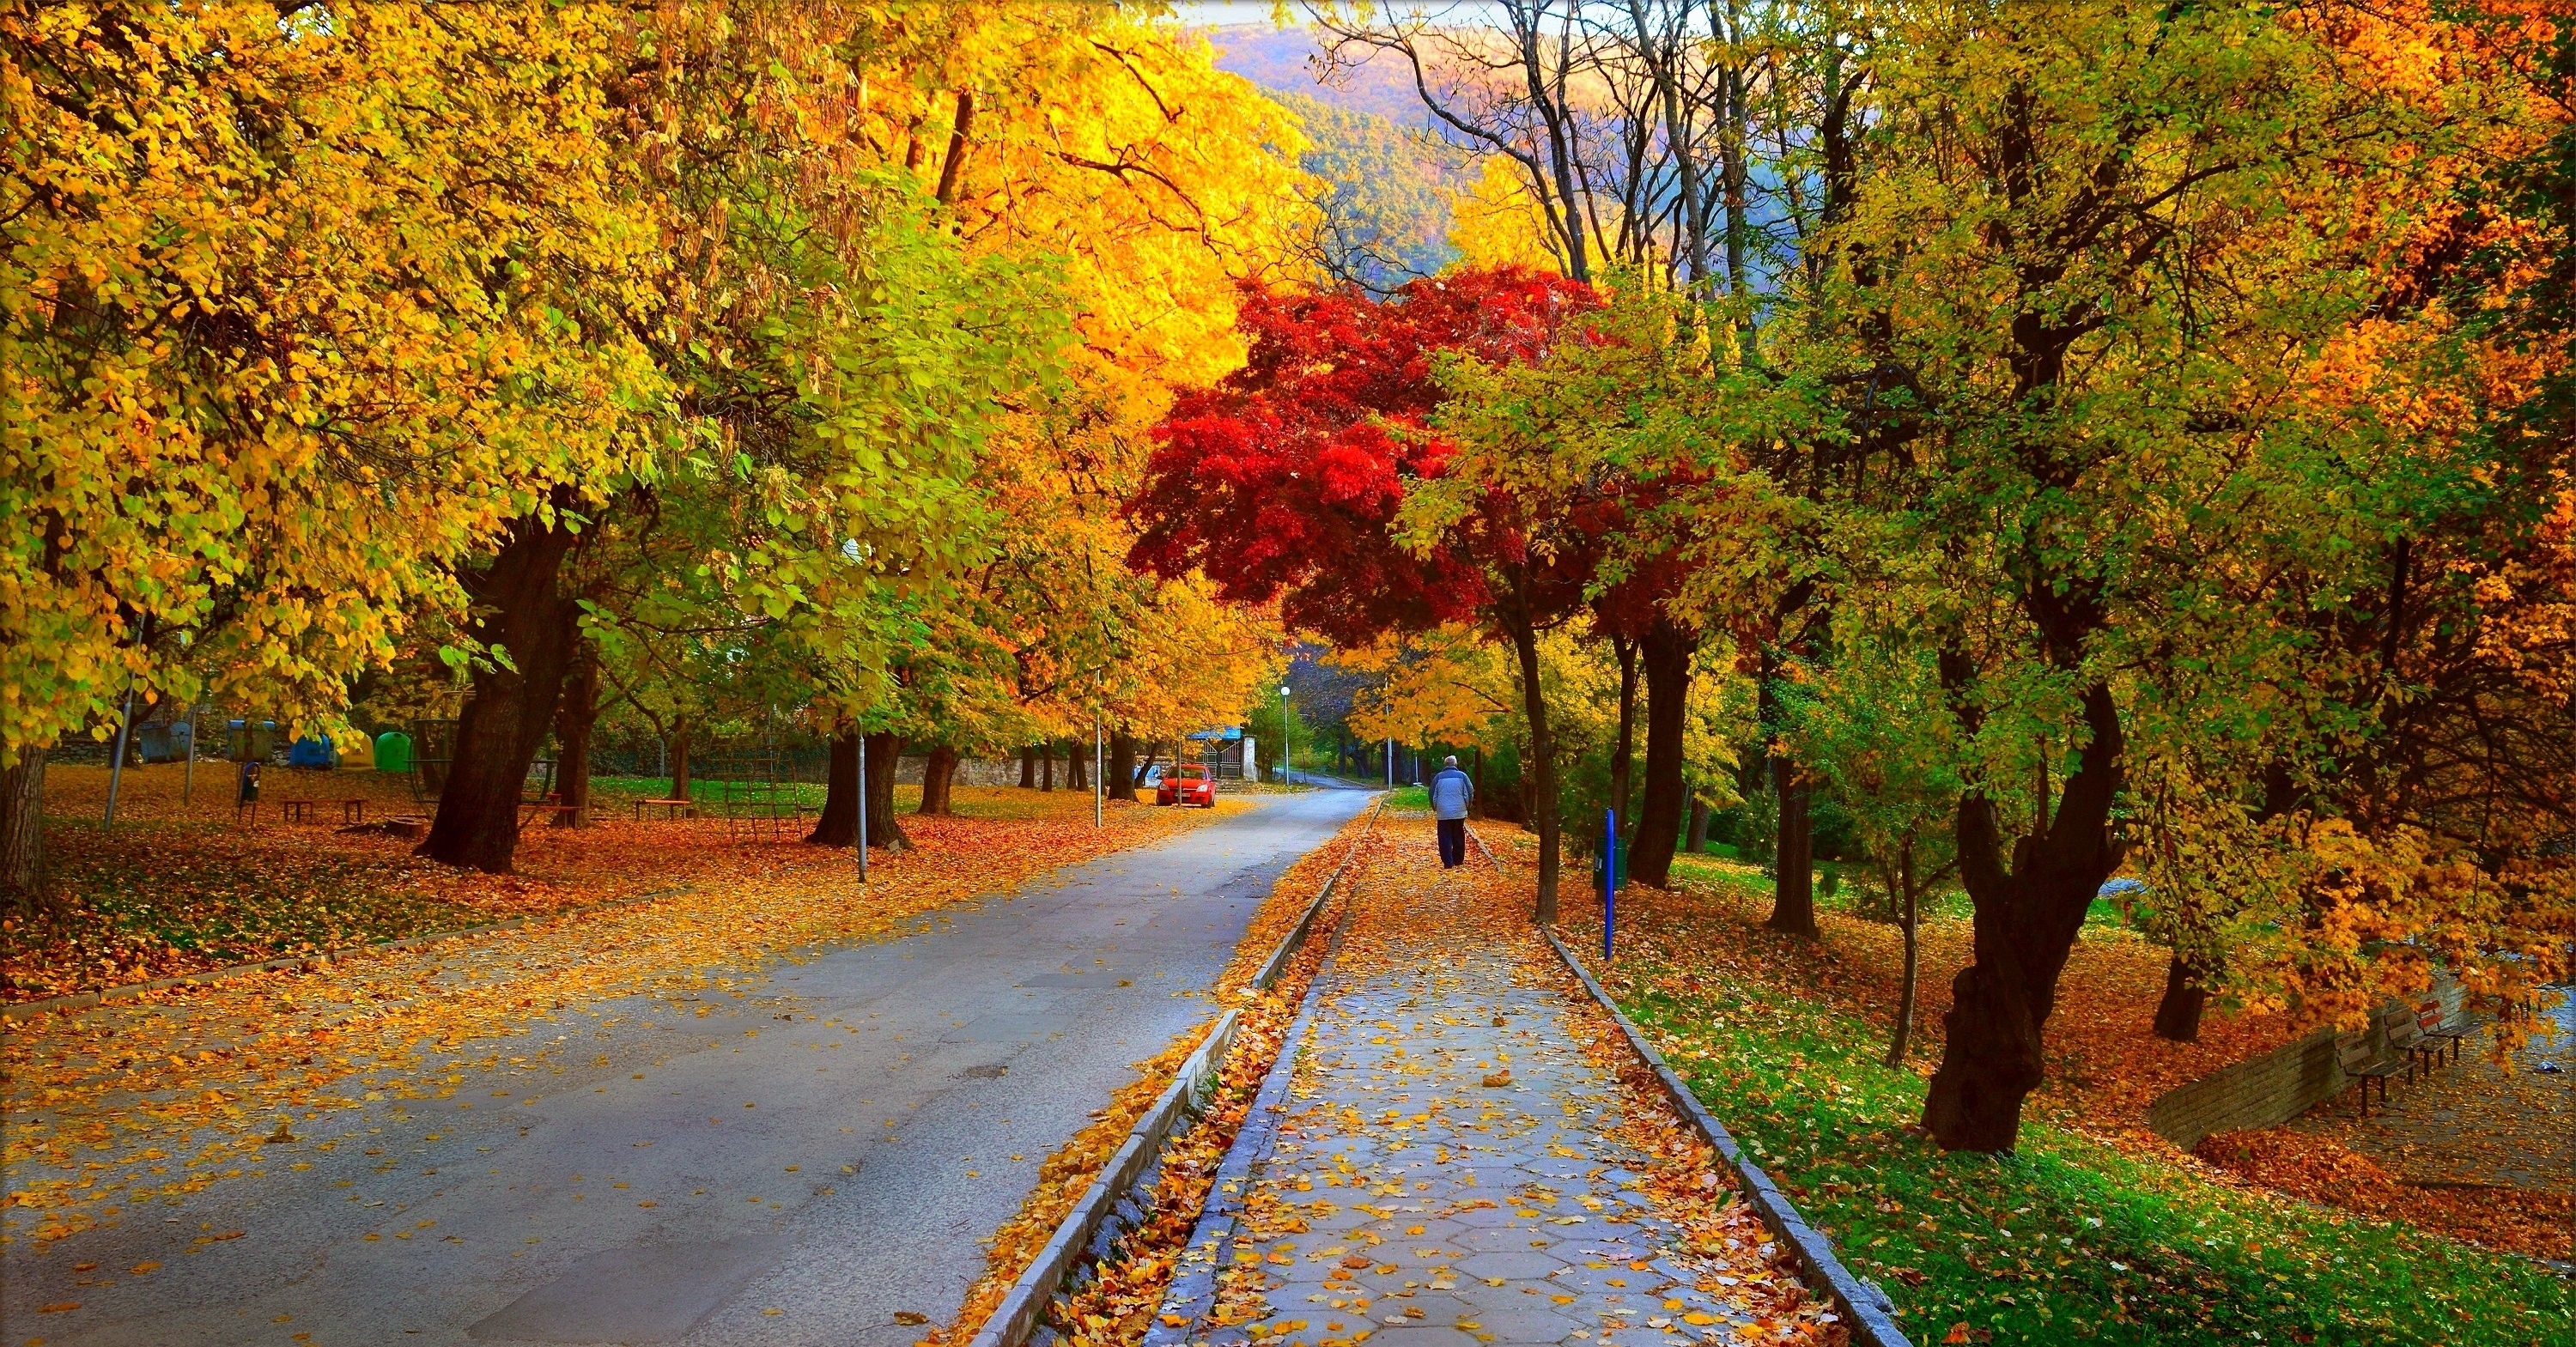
[1273,89,1465,289]
[1200,22,1433,124]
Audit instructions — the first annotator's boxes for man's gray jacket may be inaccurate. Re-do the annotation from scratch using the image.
[1428,767,1474,821]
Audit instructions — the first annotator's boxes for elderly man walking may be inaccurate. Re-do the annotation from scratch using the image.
[1428,755,1475,867]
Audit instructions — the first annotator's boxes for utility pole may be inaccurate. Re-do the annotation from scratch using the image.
[1093,716,1103,828]
[1279,684,1292,785]
[1384,737,1393,789]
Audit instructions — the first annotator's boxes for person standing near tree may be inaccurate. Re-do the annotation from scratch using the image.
[1429,754,1474,868]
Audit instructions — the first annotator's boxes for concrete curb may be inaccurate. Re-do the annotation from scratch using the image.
[1541,926,1915,1347]
[3,885,693,1023]
[970,1009,1244,1347]
[969,795,1382,1347]
[1248,798,1382,992]
[1143,903,1351,1346]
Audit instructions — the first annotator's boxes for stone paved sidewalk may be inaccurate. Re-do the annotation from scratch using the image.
[1163,819,1816,1347]
[2287,985,2576,1193]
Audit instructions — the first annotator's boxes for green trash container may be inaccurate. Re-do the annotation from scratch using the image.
[374,730,413,775]
[1589,834,1627,892]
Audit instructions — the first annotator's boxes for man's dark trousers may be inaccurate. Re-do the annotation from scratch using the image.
[1437,817,1467,867]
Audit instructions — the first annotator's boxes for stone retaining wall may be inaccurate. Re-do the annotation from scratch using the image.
[2145,974,2465,1150]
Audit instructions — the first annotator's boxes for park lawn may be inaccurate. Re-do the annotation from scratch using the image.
[1552,855,2574,1345]
[4,765,1197,1002]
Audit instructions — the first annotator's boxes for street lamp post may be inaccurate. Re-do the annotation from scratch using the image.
[1279,684,1291,785]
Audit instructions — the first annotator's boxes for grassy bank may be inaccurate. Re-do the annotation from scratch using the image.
[1559,862,2573,1345]
[6,767,1189,1001]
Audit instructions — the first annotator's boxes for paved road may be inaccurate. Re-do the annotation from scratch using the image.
[3,789,1371,1347]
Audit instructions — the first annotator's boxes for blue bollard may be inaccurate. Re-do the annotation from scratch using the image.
[1604,807,1616,962]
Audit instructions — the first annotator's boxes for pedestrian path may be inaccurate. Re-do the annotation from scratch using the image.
[1162,818,1824,1347]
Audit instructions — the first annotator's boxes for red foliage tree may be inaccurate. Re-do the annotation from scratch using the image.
[1129,266,1603,909]
[1132,267,1598,642]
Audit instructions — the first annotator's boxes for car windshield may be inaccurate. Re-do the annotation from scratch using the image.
[1177,767,1208,780]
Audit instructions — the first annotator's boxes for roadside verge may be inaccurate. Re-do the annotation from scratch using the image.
[946,797,1384,1347]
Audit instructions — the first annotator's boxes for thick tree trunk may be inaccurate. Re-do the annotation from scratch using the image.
[1019,746,1036,788]
[1686,798,1710,855]
[670,715,691,804]
[918,745,959,816]
[0,747,48,919]
[1607,634,1638,832]
[1506,602,1560,922]
[2153,953,2209,1043]
[1922,682,2127,1152]
[1067,736,1089,792]
[1766,762,1817,936]
[550,642,599,827]
[1040,742,1055,792]
[421,511,584,874]
[1630,619,1697,889]
[1107,732,1138,802]
[808,730,859,846]
[865,731,908,850]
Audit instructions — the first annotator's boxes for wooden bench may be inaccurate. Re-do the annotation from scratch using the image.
[2415,998,2474,1066]
[2337,1029,2409,1118]
[2381,1002,2439,1081]
[635,798,696,821]
[278,798,365,825]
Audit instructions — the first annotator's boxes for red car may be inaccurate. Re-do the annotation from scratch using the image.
[1157,764,1217,808]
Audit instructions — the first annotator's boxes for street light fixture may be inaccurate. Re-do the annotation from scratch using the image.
[1279,683,1291,785]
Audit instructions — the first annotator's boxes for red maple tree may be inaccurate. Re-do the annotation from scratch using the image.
[1129,265,1604,912]
[1127,266,1601,646]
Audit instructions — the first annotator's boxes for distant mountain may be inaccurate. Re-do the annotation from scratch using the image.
[1199,22,1435,126]
[1273,89,1464,288]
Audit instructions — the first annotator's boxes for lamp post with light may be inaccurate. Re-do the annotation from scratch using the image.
[1278,684,1292,785]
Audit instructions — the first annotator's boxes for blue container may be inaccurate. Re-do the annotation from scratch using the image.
[287,735,337,768]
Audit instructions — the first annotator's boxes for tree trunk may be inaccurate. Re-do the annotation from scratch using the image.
[1766,761,1817,936]
[1887,840,1921,1069]
[1040,742,1055,792]
[1067,735,1089,791]
[1506,600,1560,923]
[669,715,691,804]
[1922,682,2127,1152]
[808,730,859,846]
[2153,953,2209,1043]
[0,747,48,919]
[1019,746,1036,788]
[1135,744,1160,787]
[421,510,585,874]
[1107,731,1138,802]
[918,745,959,816]
[1630,618,1697,889]
[865,731,908,849]
[1686,798,1710,855]
[1607,634,1638,834]
[550,642,599,827]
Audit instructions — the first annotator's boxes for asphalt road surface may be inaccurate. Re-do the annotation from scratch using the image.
[3,788,1373,1347]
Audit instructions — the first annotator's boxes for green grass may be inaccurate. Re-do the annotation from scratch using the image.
[1597,912,2573,1344]
[1386,784,1431,810]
